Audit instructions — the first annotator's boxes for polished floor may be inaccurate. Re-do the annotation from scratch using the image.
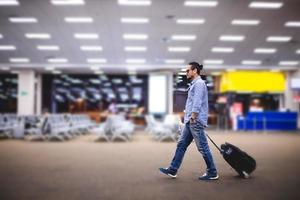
[1,131,300,200]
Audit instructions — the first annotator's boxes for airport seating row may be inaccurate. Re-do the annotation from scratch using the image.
[91,114,135,142]
[145,114,182,142]
[1,113,184,142]
[0,114,97,141]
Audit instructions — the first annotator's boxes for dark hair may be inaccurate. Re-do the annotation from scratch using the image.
[189,62,203,75]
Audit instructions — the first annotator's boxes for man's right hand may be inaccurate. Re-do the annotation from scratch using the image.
[190,117,196,123]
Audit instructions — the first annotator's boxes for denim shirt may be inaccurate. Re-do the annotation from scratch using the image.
[183,76,208,127]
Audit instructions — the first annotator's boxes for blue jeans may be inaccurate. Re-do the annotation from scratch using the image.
[169,122,217,175]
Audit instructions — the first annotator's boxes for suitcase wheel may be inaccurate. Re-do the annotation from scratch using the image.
[242,171,250,179]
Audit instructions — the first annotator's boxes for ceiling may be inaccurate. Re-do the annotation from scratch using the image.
[0,0,300,74]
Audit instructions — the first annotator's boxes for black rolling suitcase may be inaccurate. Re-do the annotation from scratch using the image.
[206,134,256,178]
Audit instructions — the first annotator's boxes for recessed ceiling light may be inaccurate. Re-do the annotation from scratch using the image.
[124,46,147,52]
[90,66,100,70]
[249,2,283,9]
[164,59,185,64]
[231,19,260,26]
[0,45,16,50]
[37,45,60,51]
[184,1,218,7]
[87,58,107,63]
[0,0,19,6]
[126,59,146,64]
[220,35,245,41]
[254,48,277,54]
[242,60,261,65]
[118,0,151,6]
[211,72,221,76]
[177,69,186,76]
[65,17,93,23]
[171,35,196,41]
[11,70,19,74]
[9,58,30,63]
[279,61,299,66]
[296,49,300,54]
[123,34,148,40]
[74,33,99,39]
[25,33,51,39]
[270,69,280,72]
[47,58,68,63]
[94,70,104,75]
[51,0,85,6]
[9,17,37,23]
[267,36,291,42]
[80,46,103,51]
[128,70,137,75]
[52,70,62,74]
[226,69,236,72]
[203,59,223,64]
[178,72,186,75]
[168,47,191,52]
[1,67,10,71]
[121,18,149,24]
[285,21,300,27]
[45,66,55,71]
[176,18,205,24]
[211,47,234,53]
[0,34,3,38]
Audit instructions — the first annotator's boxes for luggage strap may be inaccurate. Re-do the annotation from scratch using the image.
[205,133,223,153]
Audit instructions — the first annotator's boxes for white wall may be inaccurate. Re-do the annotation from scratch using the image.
[148,73,174,114]
[167,73,173,114]
[284,69,300,111]
[36,74,42,115]
[17,70,35,115]
[284,69,300,128]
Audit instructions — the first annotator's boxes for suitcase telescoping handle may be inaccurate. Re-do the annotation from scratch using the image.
[205,133,223,154]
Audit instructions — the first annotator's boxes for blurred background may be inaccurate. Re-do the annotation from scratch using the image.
[0,1,300,200]
[0,0,299,132]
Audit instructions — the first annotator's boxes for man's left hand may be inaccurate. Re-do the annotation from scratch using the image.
[190,112,197,123]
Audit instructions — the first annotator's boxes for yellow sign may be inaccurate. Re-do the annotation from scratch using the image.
[220,71,285,93]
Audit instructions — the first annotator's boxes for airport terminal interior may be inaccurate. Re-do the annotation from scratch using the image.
[0,0,300,200]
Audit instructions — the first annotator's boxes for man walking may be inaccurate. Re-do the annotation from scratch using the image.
[159,62,218,181]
